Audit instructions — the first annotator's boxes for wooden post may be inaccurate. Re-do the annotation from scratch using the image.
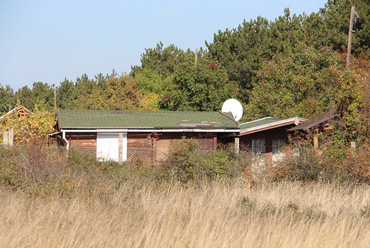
[3,131,8,146]
[234,137,240,154]
[314,134,319,152]
[118,133,123,164]
[213,133,217,151]
[152,134,157,164]
[346,6,355,68]
[8,128,13,147]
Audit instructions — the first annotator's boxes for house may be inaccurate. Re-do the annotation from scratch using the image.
[0,105,31,145]
[0,105,31,121]
[55,110,239,164]
[238,117,307,171]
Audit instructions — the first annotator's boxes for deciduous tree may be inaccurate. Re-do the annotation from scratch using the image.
[160,58,238,111]
[77,75,158,111]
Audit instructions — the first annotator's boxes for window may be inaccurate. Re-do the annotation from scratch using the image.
[252,139,266,172]
[272,139,286,164]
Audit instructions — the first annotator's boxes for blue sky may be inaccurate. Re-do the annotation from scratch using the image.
[1,0,328,91]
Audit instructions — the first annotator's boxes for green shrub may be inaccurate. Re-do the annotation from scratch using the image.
[168,140,240,183]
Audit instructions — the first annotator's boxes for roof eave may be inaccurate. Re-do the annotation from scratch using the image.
[239,117,307,136]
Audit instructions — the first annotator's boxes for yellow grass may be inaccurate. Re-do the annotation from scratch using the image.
[1,180,370,247]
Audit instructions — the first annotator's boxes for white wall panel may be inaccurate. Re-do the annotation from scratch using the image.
[97,133,127,162]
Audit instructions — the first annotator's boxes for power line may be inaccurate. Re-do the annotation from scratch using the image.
[206,58,261,70]
[221,64,260,70]
[314,27,346,49]
[358,17,370,22]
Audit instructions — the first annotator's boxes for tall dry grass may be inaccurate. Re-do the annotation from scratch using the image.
[1,180,370,248]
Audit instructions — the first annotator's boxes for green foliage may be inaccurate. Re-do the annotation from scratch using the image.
[244,44,340,121]
[76,75,158,111]
[169,140,200,182]
[333,53,370,138]
[206,9,307,101]
[134,68,175,96]
[0,84,15,113]
[131,42,196,80]
[0,102,56,143]
[13,82,55,112]
[160,58,238,111]
[168,140,239,183]
[206,1,370,103]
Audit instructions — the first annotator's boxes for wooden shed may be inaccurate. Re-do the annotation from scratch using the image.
[56,110,239,164]
[288,109,338,151]
[0,105,31,145]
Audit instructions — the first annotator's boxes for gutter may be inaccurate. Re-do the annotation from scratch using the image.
[61,129,239,133]
[62,131,69,150]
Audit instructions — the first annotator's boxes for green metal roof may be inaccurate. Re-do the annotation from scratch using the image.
[240,117,288,130]
[57,110,239,130]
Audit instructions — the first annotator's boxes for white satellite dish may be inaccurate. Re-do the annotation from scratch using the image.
[222,99,243,122]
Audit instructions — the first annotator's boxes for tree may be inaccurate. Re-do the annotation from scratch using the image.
[160,58,238,111]
[57,73,110,110]
[12,82,54,112]
[0,84,15,113]
[131,42,197,80]
[206,10,309,102]
[314,0,370,54]
[0,102,56,143]
[244,44,341,121]
[334,52,370,137]
[206,1,370,102]
[134,68,175,96]
[57,78,78,110]
[77,74,158,111]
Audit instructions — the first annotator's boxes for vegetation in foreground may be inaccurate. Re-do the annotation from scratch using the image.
[2,177,370,247]
[1,138,370,247]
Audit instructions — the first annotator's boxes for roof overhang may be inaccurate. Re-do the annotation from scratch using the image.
[239,117,307,136]
[0,105,31,120]
[288,109,337,132]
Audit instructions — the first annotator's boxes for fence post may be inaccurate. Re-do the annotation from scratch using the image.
[8,128,13,147]
[234,137,240,154]
[118,133,123,164]
[3,130,9,146]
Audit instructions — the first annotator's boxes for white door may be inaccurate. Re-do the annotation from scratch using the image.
[96,133,127,162]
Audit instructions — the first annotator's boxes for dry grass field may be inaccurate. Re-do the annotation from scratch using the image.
[2,180,370,248]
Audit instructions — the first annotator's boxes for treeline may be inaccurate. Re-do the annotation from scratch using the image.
[1,0,370,137]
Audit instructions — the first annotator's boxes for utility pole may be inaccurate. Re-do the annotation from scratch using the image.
[346,6,355,68]
[112,68,115,78]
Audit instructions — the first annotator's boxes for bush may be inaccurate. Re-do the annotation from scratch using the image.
[168,140,240,183]
[273,135,370,183]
